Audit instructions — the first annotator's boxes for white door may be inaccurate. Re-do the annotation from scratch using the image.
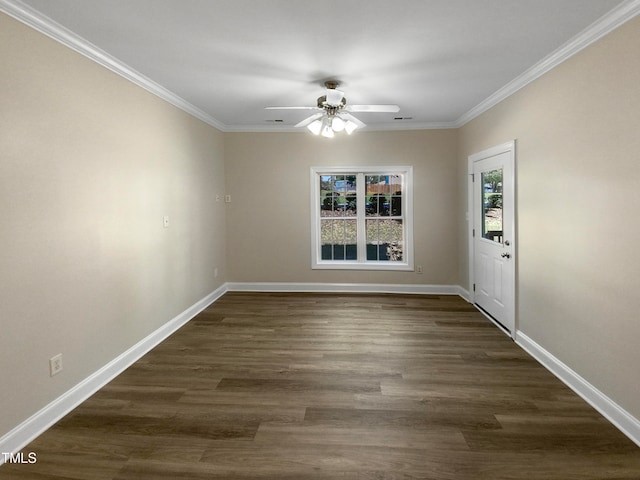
[470,142,515,335]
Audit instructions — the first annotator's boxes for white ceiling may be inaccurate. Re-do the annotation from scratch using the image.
[4,0,635,131]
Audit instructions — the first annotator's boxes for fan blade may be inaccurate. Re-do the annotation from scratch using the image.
[346,104,400,113]
[325,88,345,106]
[341,112,366,128]
[265,106,321,110]
[295,112,324,128]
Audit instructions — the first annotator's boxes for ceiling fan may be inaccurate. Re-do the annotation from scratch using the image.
[266,81,400,137]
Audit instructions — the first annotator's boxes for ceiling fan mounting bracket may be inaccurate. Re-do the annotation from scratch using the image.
[324,80,340,90]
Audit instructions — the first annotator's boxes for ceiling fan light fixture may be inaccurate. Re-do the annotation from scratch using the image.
[332,116,345,132]
[331,115,344,132]
[307,119,323,135]
[268,81,394,137]
[321,123,335,138]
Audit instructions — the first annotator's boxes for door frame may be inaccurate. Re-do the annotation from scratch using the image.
[467,140,517,337]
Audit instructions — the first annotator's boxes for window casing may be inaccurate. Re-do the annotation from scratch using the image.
[310,166,414,270]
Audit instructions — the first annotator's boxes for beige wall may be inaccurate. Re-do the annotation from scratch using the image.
[224,129,459,285]
[459,17,640,419]
[3,5,639,447]
[0,13,226,437]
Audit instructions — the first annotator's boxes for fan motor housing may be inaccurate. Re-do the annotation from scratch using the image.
[317,95,347,110]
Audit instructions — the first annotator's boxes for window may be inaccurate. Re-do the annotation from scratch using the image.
[310,166,413,270]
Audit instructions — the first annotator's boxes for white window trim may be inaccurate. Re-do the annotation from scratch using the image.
[310,166,414,271]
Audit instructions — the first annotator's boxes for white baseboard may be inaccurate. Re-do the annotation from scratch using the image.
[516,331,640,448]
[0,281,465,461]
[9,282,636,462]
[456,286,471,302]
[226,282,466,296]
[0,285,228,463]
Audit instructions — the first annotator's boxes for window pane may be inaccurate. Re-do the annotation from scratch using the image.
[321,175,357,217]
[321,219,357,261]
[389,175,402,194]
[366,175,383,217]
[366,194,388,217]
[389,175,402,217]
[366,219,404,261]
[344,191,357,217]
[481,169,503,243]
[389,220,404,261]
[344,175,357,217]
[320,175,335,217]
[390,195,402,216]
[321,193,335,216]
[364,174,402,217]
[334,175,345,219]
[366,219,380,260]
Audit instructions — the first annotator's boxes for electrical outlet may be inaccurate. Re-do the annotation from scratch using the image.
[163,215,170,228]
[49,354,63,376]
[224,195,232,203]
[416,265,423,274]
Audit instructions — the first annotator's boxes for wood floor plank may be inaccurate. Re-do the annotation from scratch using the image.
[2,292,638,479]
[254,423,470,451]
[197,443,455,477]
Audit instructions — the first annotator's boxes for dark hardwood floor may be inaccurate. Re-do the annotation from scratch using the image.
[2,292,639,479]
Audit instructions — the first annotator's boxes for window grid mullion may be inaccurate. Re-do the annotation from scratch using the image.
[356,173,366,263]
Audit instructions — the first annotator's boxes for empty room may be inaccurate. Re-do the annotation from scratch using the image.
[1,0,639,478]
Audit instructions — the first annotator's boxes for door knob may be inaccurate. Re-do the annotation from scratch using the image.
[501,252,511,259]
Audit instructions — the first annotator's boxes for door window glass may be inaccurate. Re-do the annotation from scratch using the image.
[481,169,503,243]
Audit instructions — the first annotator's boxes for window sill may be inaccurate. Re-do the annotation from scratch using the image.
[312,261,414,272]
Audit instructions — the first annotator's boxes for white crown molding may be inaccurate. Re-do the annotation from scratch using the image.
[224,125,306,133]
[516,332,640,448]
[0,285,228,463]
[360,121,458,131]
[2,0,638,133]
[0,0,228,132]
[455,0,640,127]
